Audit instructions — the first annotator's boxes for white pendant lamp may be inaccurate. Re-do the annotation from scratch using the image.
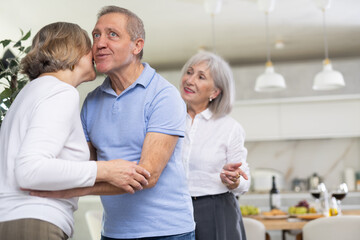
[255,61,286,92]
[313,59,345,90]
[255,0,286,92]
[313,0,345,90]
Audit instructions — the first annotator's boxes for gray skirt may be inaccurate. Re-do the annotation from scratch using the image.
[192,192,247,240]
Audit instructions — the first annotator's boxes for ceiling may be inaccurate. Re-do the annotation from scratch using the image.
[1,0,360,71]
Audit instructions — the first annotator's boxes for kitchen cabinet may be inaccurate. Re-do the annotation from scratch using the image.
[231,103,281,140]
[231,95,360,141]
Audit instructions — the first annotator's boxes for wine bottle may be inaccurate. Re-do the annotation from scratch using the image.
[270,175,281,209]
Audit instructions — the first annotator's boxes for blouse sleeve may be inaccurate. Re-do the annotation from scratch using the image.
[14,87,97,191]
[226,122,251,195]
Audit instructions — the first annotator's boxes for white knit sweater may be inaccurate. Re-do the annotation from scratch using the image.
[0,76,97,237]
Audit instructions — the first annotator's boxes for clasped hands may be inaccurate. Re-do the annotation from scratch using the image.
[23,159,151,198]
[97,159,151,193]
[220,162,248,190]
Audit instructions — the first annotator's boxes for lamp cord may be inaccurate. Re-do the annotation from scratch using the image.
[265,12,271,63]
[322,9,329,60]
[211,13,216,53]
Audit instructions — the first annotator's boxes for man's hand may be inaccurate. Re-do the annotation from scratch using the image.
[96,159,151,194]
[220,162,248,190]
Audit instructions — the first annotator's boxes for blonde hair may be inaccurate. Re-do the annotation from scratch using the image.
[21,22,91,80]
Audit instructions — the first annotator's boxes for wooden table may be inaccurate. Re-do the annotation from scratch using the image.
[244,209,360,240]
[247,216,306,231]
[245,215,306,240]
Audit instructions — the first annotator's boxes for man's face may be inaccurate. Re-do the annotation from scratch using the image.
[92,13,136,74]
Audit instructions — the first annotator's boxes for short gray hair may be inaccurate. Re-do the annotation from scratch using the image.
[180,51,235,118]
[97,6,145,59]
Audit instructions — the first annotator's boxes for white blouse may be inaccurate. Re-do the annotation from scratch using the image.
[182,108,250,197]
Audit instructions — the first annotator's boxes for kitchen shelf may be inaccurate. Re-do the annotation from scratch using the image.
[231,94,360,141]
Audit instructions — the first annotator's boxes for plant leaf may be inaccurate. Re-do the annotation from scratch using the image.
[0,71,11,80]
[0,39,11,48]
[21,30,31,41]
[9,59,18,70]
[24,46,31,54]
[0,88,12,99]
[3,98,12,108]
[13,40,21,48]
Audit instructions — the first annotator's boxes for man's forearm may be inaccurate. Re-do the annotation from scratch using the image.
[87,182,127,195]
[29,182,128,199]
[138,132,178,189]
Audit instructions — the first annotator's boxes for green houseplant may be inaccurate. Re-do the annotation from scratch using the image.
[0,30,31,127]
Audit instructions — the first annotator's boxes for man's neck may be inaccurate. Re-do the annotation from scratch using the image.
[108,62,144,95]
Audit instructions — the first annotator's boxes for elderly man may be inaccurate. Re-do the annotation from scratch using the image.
[73,6,195,240]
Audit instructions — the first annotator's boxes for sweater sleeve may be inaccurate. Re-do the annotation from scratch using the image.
[15,86,97,191]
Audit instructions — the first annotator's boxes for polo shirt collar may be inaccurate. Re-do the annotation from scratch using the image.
[99,62,155,95]
[136,62,155,88]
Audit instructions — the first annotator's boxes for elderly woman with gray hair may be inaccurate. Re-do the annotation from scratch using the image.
[180,51,250,240]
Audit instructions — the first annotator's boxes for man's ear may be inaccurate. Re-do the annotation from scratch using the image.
[133,38,144,56]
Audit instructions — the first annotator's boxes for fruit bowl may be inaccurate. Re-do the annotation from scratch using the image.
[240,205,260,216]
[288,199,317,216]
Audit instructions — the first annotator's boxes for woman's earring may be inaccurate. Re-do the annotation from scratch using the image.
[209,97,213,102]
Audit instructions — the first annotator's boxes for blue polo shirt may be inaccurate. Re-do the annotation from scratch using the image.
[81,63,195,238]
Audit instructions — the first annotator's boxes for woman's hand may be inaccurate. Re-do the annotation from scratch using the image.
[220,162,248,190]
[96,159,151,193]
